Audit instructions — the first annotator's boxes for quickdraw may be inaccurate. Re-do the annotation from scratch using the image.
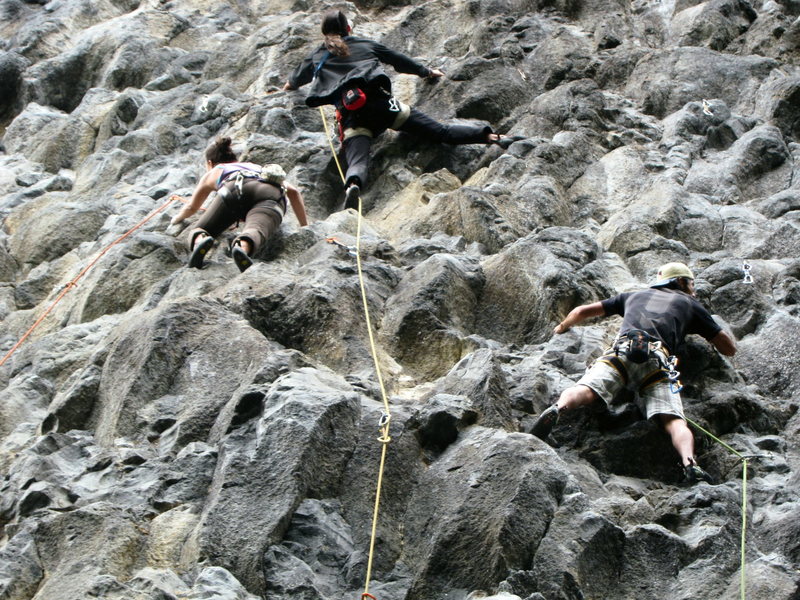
[326,236,357,258]
[661,354,683,394]
[742,260,753,284]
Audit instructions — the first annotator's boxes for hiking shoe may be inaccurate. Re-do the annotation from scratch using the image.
[344,183,360,211]
[231,244,253,272]
[529,404,560,440]
[188,235,214,269]
[684,458,714,485]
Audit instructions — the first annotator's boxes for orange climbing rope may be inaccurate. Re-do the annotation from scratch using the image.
[0,195,179,368]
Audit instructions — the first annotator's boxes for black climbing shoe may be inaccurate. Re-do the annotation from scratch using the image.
[344,183,360,211]
[530,404,560,440]
[231,244,253,272]
[684,458,714,485]
[493,135,525,150]
[188,235,214,269]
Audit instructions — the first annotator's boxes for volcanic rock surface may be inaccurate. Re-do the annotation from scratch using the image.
[1,0,800,599]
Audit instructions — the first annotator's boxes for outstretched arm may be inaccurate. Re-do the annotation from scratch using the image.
[554,302,606,334]
[371,40,434,78]
[709,330,737,356]
[170,168,219,225]
[285,183,308,227]
[284,54,317,91]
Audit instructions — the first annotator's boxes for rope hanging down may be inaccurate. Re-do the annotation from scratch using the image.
[318,106,392,600]
[0,196,178,368]
[686,417,765,600]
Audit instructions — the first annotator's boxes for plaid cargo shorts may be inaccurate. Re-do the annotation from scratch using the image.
[575,348,684,420]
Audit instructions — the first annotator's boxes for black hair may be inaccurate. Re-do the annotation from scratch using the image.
[662,277,692,291]
[321,10,350,57]
[205,136,238,165]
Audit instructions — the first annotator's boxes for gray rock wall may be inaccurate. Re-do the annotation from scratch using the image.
[1,1,799,599]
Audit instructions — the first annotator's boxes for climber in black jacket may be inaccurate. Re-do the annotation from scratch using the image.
[283,10,522,210]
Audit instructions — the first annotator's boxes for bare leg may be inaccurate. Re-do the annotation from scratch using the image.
[556,384,599,411]
[660,415,694,466]
[530,384,598,439]
[235,238,252,255]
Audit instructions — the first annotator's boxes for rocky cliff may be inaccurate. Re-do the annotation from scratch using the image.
[1,0,800,599]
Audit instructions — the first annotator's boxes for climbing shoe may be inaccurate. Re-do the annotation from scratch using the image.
[344,183,360,211]
[529,404,560,440]
[684,458,714,485]
[188,235,214,269]
[231,244,253,272]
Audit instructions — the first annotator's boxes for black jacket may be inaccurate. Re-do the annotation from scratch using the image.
[287,36,431,107]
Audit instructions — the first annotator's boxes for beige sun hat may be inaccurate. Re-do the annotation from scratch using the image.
[652,262,695,287]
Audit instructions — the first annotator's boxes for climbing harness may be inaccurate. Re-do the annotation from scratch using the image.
[686,418,770,600]
[215,167,287,222]
[742,260,753,284]
[318,105,392,600]
[613,329,656,364]
[0,196,178,368]
[611,331,683,393]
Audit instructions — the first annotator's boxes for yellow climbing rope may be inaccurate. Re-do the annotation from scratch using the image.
[685,417,749,600]
[318,106,347,185]
[318,106,392,600]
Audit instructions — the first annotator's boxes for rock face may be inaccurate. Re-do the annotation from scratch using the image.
[1,1,800,599]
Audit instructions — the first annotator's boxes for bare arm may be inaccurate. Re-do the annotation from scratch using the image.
[709,330,737,356]
[285,183,308,227]
[170,168,219,225]
[554,302,606,334]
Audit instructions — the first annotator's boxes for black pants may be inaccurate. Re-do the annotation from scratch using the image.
[189,180,285,255]
[341,106,492,188]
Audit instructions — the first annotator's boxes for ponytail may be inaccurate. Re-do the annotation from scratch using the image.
[324,33,350,57]
[205,136,238,165]
[321,10,350,57]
